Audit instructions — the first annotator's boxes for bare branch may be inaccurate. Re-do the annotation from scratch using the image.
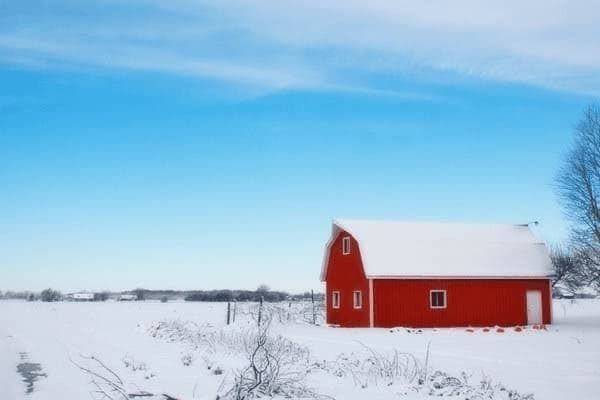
[556,104,600,291]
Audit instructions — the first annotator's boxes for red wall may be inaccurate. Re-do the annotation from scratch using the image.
[324,231,552,328]
[325,231,370,327]
[373,278,552,328]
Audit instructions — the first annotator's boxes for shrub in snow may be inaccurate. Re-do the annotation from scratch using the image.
[426,371,534,400]
[148,318,318,399]
[147,316,535,400]
[73,355,160,400]
[148,319,208,349]
[181,352,194,366]
[317,343,535,400]
[219,323,318,400]
[121,355,147,372]
[322,344,426,389]
[238,301,325,326]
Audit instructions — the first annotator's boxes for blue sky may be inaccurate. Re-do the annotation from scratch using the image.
[1,1,599,292]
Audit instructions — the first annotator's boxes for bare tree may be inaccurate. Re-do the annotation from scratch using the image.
[256,284,270,294]
[577,247,600,291]
[550,247,584,294]
[220,322,318,400]
[557,104,600,290]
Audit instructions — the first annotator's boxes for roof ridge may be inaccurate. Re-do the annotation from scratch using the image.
[334,218,532,227]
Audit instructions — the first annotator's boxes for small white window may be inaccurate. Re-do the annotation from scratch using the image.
[342,236,351,255]
[430,290,447,309]
[332,291,340,309]
[353,291,362,309]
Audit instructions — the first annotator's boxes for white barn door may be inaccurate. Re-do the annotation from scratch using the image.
[526,290,542,325]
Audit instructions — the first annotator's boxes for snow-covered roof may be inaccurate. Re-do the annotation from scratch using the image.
[320,219,553,280]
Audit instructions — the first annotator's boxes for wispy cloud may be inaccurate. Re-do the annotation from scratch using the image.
[0,35,322,90]
[1,0,599,95]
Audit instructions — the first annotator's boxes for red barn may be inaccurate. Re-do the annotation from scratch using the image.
[320,219,553,328]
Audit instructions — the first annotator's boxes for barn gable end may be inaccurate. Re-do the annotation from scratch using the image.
[324,230,371,327]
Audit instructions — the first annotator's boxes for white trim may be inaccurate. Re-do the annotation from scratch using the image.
[367,275,551,280]
[369,279,374,327]
[548,279,553,324]
[429,290,447,309]
[342,236,351,255]
[353,290,362,309]
[332,291,340,309]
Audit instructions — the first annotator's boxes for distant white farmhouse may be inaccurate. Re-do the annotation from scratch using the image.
[117,294,137,301]
[66,292,95,302]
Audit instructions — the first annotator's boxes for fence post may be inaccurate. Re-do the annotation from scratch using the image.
[258,296,264,327]
[233,300,237,323]
[311,290,316,325]
[227,301,231,325]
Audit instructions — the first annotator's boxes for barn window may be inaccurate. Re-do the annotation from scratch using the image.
[342,236,351,255]
[353,291,362,309]
[332,291,340,309]
[430,290,447,309]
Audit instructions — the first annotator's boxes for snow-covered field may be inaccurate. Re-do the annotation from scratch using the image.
[1,299,599,400]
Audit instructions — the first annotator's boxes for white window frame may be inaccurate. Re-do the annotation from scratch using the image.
[342,236,351,255]
[353,290,362,309]
[430,290,447,309]
[332,291,340,309]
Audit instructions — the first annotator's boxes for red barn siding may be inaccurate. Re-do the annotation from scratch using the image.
[373,278,552,327]
[324,229,552,327]
[325,231,370,327]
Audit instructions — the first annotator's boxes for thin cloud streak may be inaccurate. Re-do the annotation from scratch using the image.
[0,36,321,90]
[0,34,437,101]
[1,0,599,96]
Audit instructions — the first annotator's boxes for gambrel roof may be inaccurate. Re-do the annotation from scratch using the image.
[320,219,553,281]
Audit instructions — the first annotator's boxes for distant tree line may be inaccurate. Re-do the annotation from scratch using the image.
[553,104,600,296]
[94,292,110,301]
[0,291,35,300]
[0,287,322,303]
[185,285,323,302]
[185,288,289,302]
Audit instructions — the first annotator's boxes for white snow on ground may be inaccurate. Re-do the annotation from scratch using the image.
[0,299,599,400]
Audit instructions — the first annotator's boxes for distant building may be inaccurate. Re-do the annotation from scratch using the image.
[66,293,95,302]
[321,219,553,328]
[117,294,137,301]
